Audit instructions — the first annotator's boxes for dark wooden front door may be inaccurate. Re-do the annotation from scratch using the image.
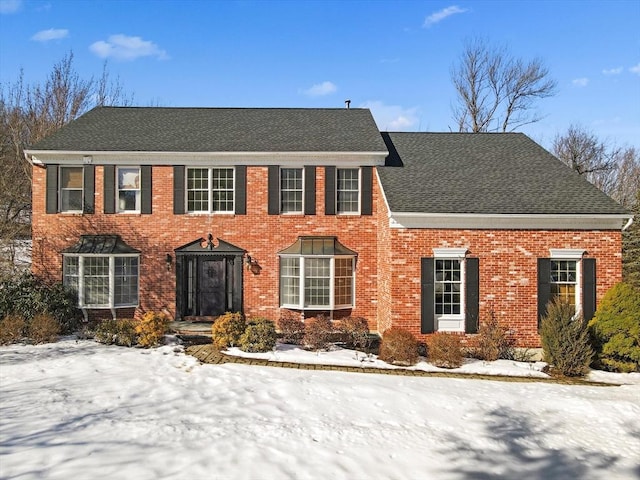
[199,259,226,316]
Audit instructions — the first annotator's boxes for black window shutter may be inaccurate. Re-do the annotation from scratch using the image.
[421,257,435,334]
[361,166,373,215]
[46,165,58,214]
[582,258,596,321]
[465,257,480,333]
[304,166,316,215]
[537,258,551,328]
[173,166,185,214]
[83,165,95,214]
[267,165,279,215]
[324,166,336,215]
[103,165,115,214]
[235,166,247,215]
[141,165,152,214]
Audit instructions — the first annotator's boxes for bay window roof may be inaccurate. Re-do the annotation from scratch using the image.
[62,235,140,254]
[278,236,357,256]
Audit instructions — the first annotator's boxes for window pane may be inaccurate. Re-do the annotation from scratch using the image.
[61,167,83,188]
[187,168,209,212]
[61,190,83,211]
[550,260,577,307]
[435,259,462,316]
[212,168,234,212]
[337,168,359,214]
[84,257,110,306]
[115,257,139,306]
[304,257,330,306]
[280,257,300,306]
[60,167,83,212]
[280,168,303,213]
[334,258,353,306]
[63,256,79,294]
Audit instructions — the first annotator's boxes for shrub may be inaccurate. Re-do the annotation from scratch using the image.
[0,315,26,345]
[136,311,170,348]
[378,327,419,366]
[239,318,277,353]
[0,273,82,335]
[470,311,515,361]
[28,314,61,344]
[589,283,640,372]
[303,315,334,351]
[95,319,138,347]
[540,298,593,377]
[339,316,371,351]
[277,314,305,344]
[428,333,464,368]
[211,312,246,350]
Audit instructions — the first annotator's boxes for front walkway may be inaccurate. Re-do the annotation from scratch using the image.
[184,343,611,385]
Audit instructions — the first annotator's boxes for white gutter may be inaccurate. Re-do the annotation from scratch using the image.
[622,216,634,231]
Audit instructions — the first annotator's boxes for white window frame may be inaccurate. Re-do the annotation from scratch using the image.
[280,167,304,214]
[336,167,361,215]
[117,166,141,213]
[63,254,140,309]
[60,166,83,213]
[549,249,584,314]
[186,167,235,214]
[279,254,355,310]
[433,248,467,332]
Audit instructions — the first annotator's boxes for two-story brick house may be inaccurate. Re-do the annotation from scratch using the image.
[25,107,632,347]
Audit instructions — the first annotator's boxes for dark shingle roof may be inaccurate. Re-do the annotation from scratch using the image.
[378,132,629,215]
[30,107,387,153]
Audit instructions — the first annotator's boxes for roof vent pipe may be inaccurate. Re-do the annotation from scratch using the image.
[345,99,351,109]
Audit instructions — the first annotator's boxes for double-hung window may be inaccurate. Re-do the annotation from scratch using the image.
[63,255,139,308]
[280,168,303,214]
[433,248,467,332]
[337,168,360,214]
[279,237,356,310]
[186,167,235,213]
[117,167,141,212]
[60,167,83,212]
[550,260,578,308]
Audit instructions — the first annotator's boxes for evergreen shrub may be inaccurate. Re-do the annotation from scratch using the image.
[428,332,464,368]
[95,319,138,347]
[540,298,593,377]
[239,318,277,353]
[136,311,170,348]
[211,312,246,350]
[589,283,640,372]
[378,327,419,366]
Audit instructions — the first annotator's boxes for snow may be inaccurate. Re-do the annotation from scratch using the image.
[1,339,639,480]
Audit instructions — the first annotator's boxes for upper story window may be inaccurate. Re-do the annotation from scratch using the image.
[337,168,360,214]
[117,167,140,213]
[186,167,235,213]
[280,168,303,214]
[60,167,83,213]
[279,236,356,310]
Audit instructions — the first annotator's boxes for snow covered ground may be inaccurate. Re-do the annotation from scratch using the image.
[1,339,639,480]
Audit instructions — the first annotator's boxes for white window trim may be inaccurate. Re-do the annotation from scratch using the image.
[336,167,361,216]
[549,249,584,315]
[116,166,141,214]
[433,248,468,332]
[186,167,235,214]
[280,167,304,215]
[59,166,83,214]
[64,254,140,309]
[279,254,355,310]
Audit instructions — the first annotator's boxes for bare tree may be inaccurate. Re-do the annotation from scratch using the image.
[623,189,640,288]
[451,39,557,133]
[0,52,132,275]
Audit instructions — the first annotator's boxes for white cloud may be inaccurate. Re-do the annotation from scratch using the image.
[572,78,589,87]
[31,28,69,42]
[423,5,467,27]
[0,0,21,14]
[630,63,640,76]
[302,81,337,97]
[360,100,420,131]
[602,67,623,75]
[89,34,168,61]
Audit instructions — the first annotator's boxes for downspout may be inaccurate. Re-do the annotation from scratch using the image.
[622,216,634,231]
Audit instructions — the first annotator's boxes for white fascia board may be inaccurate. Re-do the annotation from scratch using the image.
[389,212,632,231]
[24,150,388,166]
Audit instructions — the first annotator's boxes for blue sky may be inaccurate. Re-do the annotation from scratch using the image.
[1,0,638,149]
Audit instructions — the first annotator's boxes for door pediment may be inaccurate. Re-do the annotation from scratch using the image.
[175,235,246,255]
